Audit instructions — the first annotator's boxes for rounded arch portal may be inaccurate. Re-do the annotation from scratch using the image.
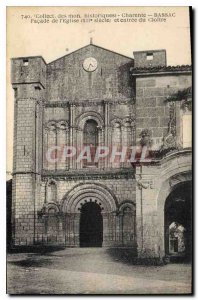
[61,183,119,247]
[61,183,118,214]
[155,151,192,259]
[164,181,192,260]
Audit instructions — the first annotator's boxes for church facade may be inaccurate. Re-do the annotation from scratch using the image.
[11,42,192,260]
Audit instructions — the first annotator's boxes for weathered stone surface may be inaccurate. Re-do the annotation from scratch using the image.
[133,50,166,68]
[11,44,192,260]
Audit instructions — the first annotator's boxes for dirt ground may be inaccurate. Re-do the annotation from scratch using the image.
[7,248,192,295]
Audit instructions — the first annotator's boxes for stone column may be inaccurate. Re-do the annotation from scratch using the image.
[73,125,77,169]
[58,214,64,244]
[57,125,67,170]
[76,128,83,169]
[65,127,70,170]
[64,213,70,246]
[74,213,80,247]
[136,166,161,259]
[119,212,123,246]
[68,213,75,246]
[120,125,126,168]
[43,128,48,170]
[135,168,144,256]
[102,212,109,247]
[69,103,76,169]
[47,125,57,171]
[104,101,110,169]
[112,212,117,246]
[116,213,121,245]
[98,126,105,169]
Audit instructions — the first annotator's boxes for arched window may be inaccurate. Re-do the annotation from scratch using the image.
[83,119,98,167]
[47,181,57,203]
[45,122,57,171]
[121,204,136,246]
[112,121,121,168]
[47,204,59,242]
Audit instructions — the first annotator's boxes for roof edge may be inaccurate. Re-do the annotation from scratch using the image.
[49,43,133,64]
[133,49,166,54]
[11,56,47,65]
[131,65,192,75]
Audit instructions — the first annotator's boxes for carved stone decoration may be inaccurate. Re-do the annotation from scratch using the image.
[110,118,122,128]
[37,202,61,218]
[165,86,192,112]
[56,120,69,132]
[161,102,177,150]
[44,99,135,108]
[45,120,57,132]
[42,168,135,181]
[145,84,192,156]
[181,98,192,112]
[139,129,152,147]
[136,179,154,190]
[136,175,154,190]
[169,172,192,188]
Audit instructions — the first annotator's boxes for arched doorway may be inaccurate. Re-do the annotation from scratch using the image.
[165,181,192,261]
[80,202,103,247]
[61,183,118,247]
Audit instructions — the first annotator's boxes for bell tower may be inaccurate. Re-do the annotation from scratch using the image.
[11,56,46,245]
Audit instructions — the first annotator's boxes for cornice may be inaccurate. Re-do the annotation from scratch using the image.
[42,168,135,181]
[131,65,192,76]
[44,98,135,108]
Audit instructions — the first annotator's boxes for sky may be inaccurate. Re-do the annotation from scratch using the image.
[6,6,191,177]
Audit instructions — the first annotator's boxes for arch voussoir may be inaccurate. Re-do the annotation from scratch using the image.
[61,183,118,213]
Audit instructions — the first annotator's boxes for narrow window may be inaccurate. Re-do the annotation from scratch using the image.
[146,52,153,61]
[47,181,57,203]
[13,87,18,98]
[83,119,98,167]
[23,59,29,66]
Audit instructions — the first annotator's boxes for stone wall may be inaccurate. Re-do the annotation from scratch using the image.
[11,56,46,245]
[34,177,136,247]
[43,101,135,170]
[40,177,136,208]
[46,44,134,102]
[12,174,35,245]
[135,150,192,259]
[11,56,46,88]
[135,74,192,150]
[133,50,166,68]
[11,46,192,255]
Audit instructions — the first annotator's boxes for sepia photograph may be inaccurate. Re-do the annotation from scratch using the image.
[6,6,192,294]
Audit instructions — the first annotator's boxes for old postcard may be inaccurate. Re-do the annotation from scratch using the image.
[6,6,192,294]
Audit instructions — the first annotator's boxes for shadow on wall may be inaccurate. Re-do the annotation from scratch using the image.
[7,179,12,250]
[118,62,135,98]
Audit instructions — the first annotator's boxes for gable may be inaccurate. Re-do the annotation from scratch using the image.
[46,44,134,101]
